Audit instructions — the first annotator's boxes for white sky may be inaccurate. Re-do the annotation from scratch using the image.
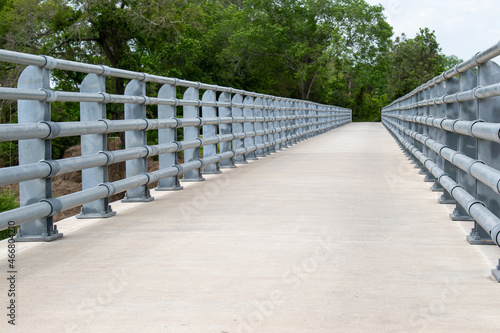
[364,0,500,62]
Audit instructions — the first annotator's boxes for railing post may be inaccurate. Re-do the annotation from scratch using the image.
[254,96,266,157]
[219,91,236,168]
[450,70,477,221]
[468,60,500,245]
[202,89,221,174]
[122,79,153,202]
[243,95,257,160]
[280,99,288,147]
[285,100,292,145]
[157,83,183,191]
[272,97,281,151]
[232,93,247,164]
[77,73,116,218]
[183,86,205,181]
[438,77,458,204]
[422,85,437,183]
[15,64,62,241]
[262,96,272,155]
[416,89,430,176]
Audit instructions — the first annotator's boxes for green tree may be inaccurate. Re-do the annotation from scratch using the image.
[0,190,18,239]
[388,28,445,100]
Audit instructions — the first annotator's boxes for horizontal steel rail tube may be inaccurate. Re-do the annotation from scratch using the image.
[386,114,500,144]
[0,48,350,112]
[58,121,108,137]
[218,134,234,143]
[0,114,350,143]
[384,121,500,246]
[0,87,47,100]
[384,41,500,107]
[469,204,500,246]
[0,48,352,235]
[176,118,202,128]
[219,151,236,161]
[57,186,110,213]
[0,202,52,229]
[176,160,203,175]
[200,155,221,167]
[176,139,202,151]
[57,154,109,176]
[384,118,500,195]
[201,137,220,146]
[0,123,50,140]
[112,147,148,163]
[0,163,51,186]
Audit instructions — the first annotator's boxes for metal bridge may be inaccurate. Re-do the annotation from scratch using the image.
[1,43,500,332]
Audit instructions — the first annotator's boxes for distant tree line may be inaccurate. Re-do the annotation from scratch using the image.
[0,0,460,167]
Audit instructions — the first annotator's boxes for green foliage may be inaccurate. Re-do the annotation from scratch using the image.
[0,0,460,130]
[0,190,19,240]
[388,28,445,100]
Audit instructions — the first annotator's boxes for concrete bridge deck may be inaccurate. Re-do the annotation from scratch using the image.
[2,122,500,332]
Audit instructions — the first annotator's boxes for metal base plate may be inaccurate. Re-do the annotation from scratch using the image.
[122,196,155,203]
[155,185,183,191]
[466,235,496,245]
[220,165,237,169]
[449,210,474,221]
[438,196,456,205]
[15,232,63,242]
[492,269,500,282]
[76,210,116,219]
[424,175,436,182]
[182,177,205,182]
[430,185,444,192]
[202,170,222,175]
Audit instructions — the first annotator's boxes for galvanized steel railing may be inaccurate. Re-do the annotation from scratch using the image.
[382,41,500,282]
[0,49,351,241]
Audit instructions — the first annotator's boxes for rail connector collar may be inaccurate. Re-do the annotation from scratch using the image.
[142,145,160,158]
[467,200,486,217]
[449,184,465,199]
[170,117,181,128]
[170,164,183,176]
[41,55,57,69]
[468,119,485,137]
[144,172,160,185]
[39,121,61,139]
[437,173,449,184]
[98,92,112,104]
[449,151,464,166]
[195,158,205,168]
[467,159,485,175]
[98,151,116,166]
[438,145,450,157]
[141,118,157,131]
[98,182,117,197]
[195,138,203,148]
[39,88,58,103]
[491,224,500,247]
[39,159,62,178]
[39,198,63,217]
[100,65,111,77]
